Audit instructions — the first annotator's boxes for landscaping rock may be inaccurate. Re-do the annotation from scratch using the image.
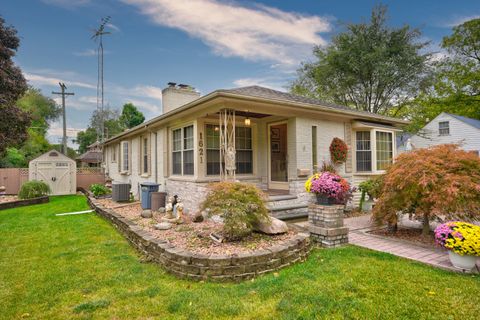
[154,222,172,230]
[254,217,288,235]
[158,207,165,213]
[210,215,224,223]
[193,212,204,223]
[141,209,153,218]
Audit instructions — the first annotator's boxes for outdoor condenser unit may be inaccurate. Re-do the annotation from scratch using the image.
[112,182,131,202]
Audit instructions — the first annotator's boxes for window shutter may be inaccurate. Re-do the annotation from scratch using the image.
[117,144,121,172]
[344,122,353,173]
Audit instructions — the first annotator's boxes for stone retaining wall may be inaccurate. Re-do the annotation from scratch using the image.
[308,204,349,248]
[87,196,312,282]
[0,196,49,211]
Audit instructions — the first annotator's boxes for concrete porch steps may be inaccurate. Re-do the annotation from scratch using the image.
[266,194,308,220]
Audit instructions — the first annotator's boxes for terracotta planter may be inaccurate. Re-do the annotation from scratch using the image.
[315,194,335,205]
[448,251,478,270]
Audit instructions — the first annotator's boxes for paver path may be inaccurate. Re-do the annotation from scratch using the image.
[295,214,480,273]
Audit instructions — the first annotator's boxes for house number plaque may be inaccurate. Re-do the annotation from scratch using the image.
[199,132,204,163]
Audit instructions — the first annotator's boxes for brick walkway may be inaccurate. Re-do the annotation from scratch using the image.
[295,214,480,273]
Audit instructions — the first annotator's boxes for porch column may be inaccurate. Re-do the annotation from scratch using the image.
[219,109,236,181]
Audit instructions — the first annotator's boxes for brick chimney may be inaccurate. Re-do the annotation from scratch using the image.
[162,82,200,113]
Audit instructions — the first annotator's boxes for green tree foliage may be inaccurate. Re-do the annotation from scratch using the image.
[373,145,480,236]
[0,89,61,167]
[291,6,430,115]
[51,144,77,159]
[0,16,30,154]
[76,127,98,155]
[120,103,145,129]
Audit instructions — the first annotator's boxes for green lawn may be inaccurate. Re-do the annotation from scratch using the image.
[0,196,479,319]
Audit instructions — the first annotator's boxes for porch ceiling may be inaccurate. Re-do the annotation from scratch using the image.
[216,110,271,118]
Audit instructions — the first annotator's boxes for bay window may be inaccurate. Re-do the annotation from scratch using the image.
[172,125,194,175]
[355,130,393,172]
[205,124,253,175]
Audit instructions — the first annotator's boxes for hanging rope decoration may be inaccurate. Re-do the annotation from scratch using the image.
[329,137,348,164]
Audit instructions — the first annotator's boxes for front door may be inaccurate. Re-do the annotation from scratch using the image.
[268,122,288,190]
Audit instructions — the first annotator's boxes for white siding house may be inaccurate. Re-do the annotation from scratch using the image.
[406,113,480,155]
[103,84,407,218]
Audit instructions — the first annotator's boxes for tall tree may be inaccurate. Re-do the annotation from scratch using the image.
[291,5,430,115]
[0,16,30,154]
[119,102,145,129]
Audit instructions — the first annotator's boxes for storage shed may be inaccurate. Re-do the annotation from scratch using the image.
[29,150,77,195]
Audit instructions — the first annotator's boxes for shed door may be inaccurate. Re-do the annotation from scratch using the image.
[36,162,56,193]
[35,161,73,195]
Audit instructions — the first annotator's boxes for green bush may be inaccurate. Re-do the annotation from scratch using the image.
[358,176,383,210]
[18,180,50,199]
[201,182,270,241]
[89,184,111,197]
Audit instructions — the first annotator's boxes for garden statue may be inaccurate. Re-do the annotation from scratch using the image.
[176,202,184,220]
[165,202,174,219]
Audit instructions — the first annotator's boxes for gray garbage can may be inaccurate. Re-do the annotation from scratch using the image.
[140,182,160,209]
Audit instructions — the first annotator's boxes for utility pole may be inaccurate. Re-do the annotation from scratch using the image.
[52,82,74,155]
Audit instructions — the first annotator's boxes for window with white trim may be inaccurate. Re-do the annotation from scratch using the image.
[121,141,129,172]
[111,145,117,163]
[172,125,194,175]
[141,136,149,174]
[376,131,393,170]
[355,130,394,172]
[439,121,450,135]
[205,124,253,175]
[356,131,372,172]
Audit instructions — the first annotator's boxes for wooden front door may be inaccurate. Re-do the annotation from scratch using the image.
[268,122,289,190]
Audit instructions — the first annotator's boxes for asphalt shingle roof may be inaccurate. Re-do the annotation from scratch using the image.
[219,86,352,112]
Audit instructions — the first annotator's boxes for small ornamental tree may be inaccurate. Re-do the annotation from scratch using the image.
[329,137,348,164]
[373,145,480,236]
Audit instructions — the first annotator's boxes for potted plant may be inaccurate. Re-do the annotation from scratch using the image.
[305,172,354,205]
[434,221,480,270]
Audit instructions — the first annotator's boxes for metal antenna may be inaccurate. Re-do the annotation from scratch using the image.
[91,16,111,142]
[52,82,74,155]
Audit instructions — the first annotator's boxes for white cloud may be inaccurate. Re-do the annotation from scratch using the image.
[74,49,96,57]
[124,98,161,114]
[443,15,480,27]
[121,0,331,65]
[106,23,121,32]
[24,72,96,89]
[130,85,163,101]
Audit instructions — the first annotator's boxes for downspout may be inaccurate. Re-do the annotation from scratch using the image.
[154,131,158,184]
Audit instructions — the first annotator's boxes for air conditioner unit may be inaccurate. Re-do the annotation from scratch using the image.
[112,182,131,202]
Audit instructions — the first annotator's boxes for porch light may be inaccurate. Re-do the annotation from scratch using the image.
[244,117,251,126]
[214,126,219,131]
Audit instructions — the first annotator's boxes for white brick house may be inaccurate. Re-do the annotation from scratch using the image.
[102,84,406,218]
[405,113,480,155]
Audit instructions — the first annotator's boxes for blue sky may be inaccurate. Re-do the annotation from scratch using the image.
[2,0,479,147]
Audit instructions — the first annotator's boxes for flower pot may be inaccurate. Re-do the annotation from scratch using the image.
[316,194,335,205]
[448,251,478,270]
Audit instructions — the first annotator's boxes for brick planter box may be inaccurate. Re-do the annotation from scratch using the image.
[308,204,348,248]
[87,196,312,282]
[0,196,49,211]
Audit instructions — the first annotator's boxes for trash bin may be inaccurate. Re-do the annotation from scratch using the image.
[140,182,160,209]
[151,192,167,211]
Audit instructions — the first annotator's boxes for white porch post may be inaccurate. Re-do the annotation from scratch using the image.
[219,109,236,181]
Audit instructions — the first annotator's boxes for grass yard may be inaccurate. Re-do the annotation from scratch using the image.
[0,196,479,320]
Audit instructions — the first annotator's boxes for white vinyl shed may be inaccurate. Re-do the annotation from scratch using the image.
[29,150,77,195]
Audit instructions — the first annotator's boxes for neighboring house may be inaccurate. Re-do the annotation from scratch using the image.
[404,113,480,155]
[102,83,407,218]
[77,141,103,168]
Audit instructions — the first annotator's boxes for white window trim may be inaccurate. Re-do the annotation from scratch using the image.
[120,140,130,175]
[353,129,396,174]
[111,145,117,163]
[438,121,450,136]
[170,124,195,176]
[203,121,256,178]
[140,134,151,177]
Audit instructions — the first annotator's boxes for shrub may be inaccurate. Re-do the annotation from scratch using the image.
[18,180,50,199]
[200,182,270,241]
[358,176,383,210]
[329,137,348,164]
[373,144,480,235]
[90,184,111,197]
[434,222,480,256]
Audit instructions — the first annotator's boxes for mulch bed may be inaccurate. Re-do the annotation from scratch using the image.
[369,227,436,248]
[96,198,298,256]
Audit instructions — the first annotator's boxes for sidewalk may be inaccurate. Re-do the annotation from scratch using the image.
[295,214,480,273]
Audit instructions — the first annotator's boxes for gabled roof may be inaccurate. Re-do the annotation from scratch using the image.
[76,150,103,163]
[446,113,480,130]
